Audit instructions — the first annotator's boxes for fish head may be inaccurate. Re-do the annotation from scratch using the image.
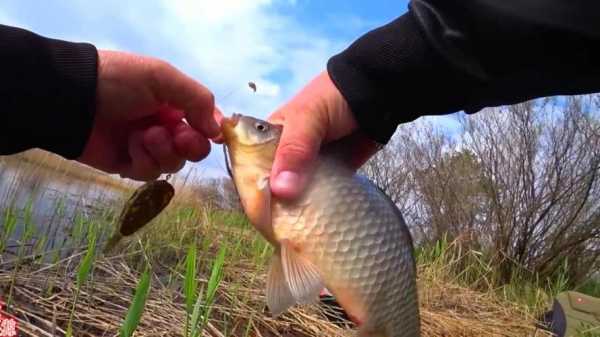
[222,113,282,169]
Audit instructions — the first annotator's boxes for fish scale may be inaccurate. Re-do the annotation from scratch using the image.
[271,157,420,337]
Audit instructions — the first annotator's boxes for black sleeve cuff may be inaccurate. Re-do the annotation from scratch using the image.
[38,37,98,159]
[327,11,480,144]
[0,25,98,159]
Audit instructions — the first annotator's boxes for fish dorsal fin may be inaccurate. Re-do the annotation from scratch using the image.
[266,253,295,317]
[280,241,323,304]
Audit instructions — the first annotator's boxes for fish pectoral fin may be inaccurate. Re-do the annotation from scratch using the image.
[280,241,323,304]
[239,172,272,230]
[266,253,295,317]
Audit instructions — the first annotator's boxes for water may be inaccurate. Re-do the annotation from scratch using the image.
[0,157,130,256]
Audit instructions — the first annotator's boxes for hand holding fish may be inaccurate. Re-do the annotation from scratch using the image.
[268,71,380,200]
[77,51,222,181]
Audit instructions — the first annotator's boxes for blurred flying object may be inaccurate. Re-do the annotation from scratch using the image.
[248,81,257,93]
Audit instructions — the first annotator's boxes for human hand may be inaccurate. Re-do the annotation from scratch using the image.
[268,71,380,199]
[78,50,221,180]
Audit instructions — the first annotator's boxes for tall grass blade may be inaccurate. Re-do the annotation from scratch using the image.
[77,226,97,287]
[120,267,152,337]
[206,245,227,306]
[203,245,227,325]
[0,206,17,252]
[184,244,198,313]
[189,286,205,337]
[189,245,227,337]
[66,222,98,336]
[184,244,198,337]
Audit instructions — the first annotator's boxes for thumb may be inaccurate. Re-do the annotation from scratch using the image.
[269,109,327,200]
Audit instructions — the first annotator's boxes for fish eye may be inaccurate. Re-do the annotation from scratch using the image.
[254,122,269,132]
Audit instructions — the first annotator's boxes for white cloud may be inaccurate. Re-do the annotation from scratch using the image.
[251,81,281,98]
[147,0,338,114]
[122,1,343,177]
[52,0,340,115]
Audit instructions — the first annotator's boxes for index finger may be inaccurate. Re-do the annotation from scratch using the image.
[149,61,220,138]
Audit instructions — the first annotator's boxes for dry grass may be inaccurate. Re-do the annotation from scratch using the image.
[1,252,550,337]
[1,254,346,337]
[418,265,551,337]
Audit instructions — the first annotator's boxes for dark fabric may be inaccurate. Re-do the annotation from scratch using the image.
[328,0,600,144]
[0,24,98,159]
[551,300,567,337]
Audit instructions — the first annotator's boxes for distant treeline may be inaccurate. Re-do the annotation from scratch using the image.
[360,94,600,287]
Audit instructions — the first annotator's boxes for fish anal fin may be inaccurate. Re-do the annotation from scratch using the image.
[266,253,295,317]
[280,241,323,304]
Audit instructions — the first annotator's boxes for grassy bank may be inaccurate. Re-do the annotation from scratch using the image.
[1,190,565,337]
[1,153,596,336]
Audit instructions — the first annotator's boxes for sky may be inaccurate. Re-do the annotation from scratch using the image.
[0,0,462,179]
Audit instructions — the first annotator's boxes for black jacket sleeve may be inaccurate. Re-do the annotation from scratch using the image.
[327,0,600,144]
[0,24,98,158]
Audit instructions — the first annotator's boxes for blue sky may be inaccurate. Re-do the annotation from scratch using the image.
[0,1,461,178]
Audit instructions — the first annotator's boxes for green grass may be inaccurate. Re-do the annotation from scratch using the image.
[0,206,17,252]
[2,191,594,319]
[120,267,152,337]
[188,244,227,337]
[184,244,198,337]
[67,223,97,337]
[0,185,257,335]
[413,235,600,316]
[577,279,600,298]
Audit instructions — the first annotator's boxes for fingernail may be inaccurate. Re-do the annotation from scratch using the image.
[273,171,301,195]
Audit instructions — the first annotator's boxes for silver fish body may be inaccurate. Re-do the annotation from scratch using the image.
[270,156,420,337]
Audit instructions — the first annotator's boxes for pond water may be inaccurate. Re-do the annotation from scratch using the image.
[0,158,129,256]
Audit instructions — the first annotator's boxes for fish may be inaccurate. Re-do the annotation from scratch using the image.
[103,179,174,253]
[221,114,421,337]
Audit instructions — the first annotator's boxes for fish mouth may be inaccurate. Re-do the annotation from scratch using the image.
[222,113,241,128]
[221,113,241,143]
